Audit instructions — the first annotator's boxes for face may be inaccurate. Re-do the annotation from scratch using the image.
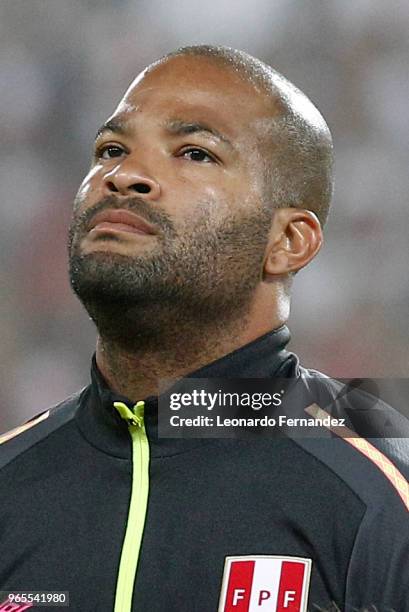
[68,55,275,325]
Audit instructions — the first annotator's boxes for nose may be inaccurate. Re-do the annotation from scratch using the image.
[103,160,161,200]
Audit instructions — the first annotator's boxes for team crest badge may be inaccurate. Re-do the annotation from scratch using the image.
[218,555,311,611]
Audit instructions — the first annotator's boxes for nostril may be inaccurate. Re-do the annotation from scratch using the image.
[132,183,151,194]
[107,181,119,193]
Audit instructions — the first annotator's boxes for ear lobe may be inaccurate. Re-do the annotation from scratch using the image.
[263,208,323,277]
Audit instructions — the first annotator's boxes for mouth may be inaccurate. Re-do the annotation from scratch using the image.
[87,209,157,236]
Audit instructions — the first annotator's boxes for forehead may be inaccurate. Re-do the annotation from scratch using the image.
[112,56,277,142]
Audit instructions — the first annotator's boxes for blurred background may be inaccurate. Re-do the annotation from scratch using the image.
[1,0,409,433]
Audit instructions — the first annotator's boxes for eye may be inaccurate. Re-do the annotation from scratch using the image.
[180,148,216,163]
[95,144,125,160]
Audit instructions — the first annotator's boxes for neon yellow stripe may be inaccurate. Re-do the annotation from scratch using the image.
[113,401,150,612]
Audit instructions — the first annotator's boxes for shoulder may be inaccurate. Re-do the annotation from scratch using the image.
[281,364,408,513]
[291,367,409,606]
[0,387,88,471]
[300,366,408,457]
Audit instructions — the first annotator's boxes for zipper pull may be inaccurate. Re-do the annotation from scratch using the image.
[114,401,145,428]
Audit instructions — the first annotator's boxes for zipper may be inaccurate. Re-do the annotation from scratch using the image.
[113,400,150,612]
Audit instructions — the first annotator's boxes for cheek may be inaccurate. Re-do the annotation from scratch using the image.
[73,165,103,213]
[197,180,248,221]
[187,191,234,230]
[199,174,242,209]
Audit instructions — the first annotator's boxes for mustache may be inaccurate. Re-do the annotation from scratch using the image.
[70,194,176,237]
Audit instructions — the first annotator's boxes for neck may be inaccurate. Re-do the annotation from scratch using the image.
[95,300,286,401]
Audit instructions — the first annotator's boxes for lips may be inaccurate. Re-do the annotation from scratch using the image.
[88,209,156,236]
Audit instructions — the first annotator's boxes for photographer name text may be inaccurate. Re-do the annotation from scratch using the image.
[169,415,346,428]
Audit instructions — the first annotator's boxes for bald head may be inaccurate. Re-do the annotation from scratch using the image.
[150,45,334,227]
[71,42,330,350]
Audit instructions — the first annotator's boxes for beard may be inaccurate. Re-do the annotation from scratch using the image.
[68,194,272,349]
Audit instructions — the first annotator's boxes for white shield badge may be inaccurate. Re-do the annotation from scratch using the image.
[218,555,312,612]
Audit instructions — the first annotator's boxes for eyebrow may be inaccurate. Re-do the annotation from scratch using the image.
[165,119,233,149]
[95,116,234,150]
[95,117,129,140]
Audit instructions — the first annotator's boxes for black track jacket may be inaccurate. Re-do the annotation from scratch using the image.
[1,326,408,611]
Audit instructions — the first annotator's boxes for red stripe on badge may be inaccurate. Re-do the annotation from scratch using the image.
[276,561,306,611]
[224,560,255,611]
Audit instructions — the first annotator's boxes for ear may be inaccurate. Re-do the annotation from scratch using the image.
[263,208,323,277]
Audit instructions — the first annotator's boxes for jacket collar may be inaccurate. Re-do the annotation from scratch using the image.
[76,325,297,458]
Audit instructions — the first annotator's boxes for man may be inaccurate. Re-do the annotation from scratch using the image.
[0,45,408,612]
